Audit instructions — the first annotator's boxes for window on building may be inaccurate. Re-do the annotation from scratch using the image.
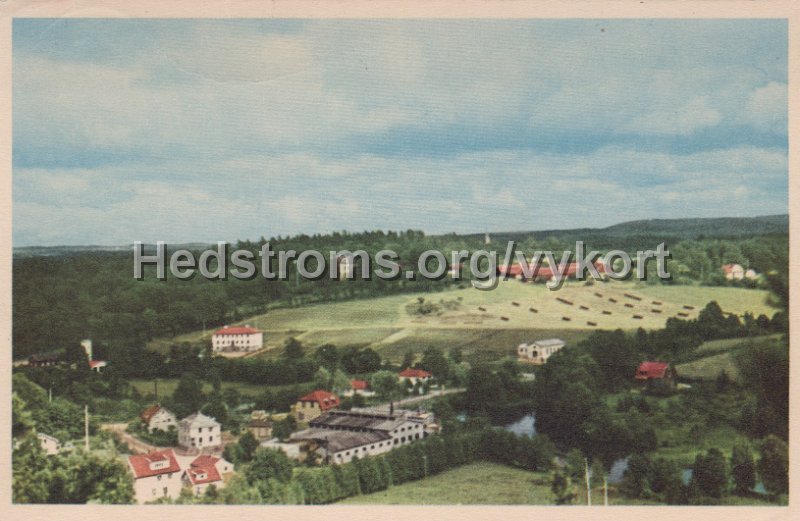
[163,487,168,496]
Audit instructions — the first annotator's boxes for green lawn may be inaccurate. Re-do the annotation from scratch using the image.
[676,334,784,382]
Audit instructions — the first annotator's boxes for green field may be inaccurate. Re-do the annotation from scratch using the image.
[148,280,774,364]
[676,334,784,382]
[338,461,663,505]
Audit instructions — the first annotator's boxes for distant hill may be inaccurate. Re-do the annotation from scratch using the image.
[466,214,788,250]
[12,215,788,257]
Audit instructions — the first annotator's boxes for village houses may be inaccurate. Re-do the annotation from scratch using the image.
[177,412,222,451]
[722,263,758,281]
[246,410,273,441]
[140,405,177,433]
[517,338,565,364]
[182,454,234,497]
[292,390,341,422]
[211,325,263,353]
[128,449,184,503]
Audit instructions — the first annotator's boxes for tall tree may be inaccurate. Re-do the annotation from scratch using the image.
[757,435,788,496]
[730,443,756,495]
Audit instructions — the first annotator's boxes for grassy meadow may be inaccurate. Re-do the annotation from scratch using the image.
[337,461,665,505]
[148,279,774,365]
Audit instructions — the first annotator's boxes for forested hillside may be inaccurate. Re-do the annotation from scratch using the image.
[12,216,788,359]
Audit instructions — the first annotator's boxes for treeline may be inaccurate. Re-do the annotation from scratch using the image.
[13,224,787,360]
[173,428,556,505]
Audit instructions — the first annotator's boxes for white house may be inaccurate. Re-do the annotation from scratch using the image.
[140,405,177,433]
[37,433,61,455]
[182,455,234,497]
[128,449,183,504]
[178,412,222,450]
[211,325,263,352]
[517,338,565,364]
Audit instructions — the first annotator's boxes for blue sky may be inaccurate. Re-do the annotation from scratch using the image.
[13,19,788,246]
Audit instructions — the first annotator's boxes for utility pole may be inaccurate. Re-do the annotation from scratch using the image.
[585,458,591,506]
[48,387,52,403]
[604,475,609,506]
[84,405,89,452]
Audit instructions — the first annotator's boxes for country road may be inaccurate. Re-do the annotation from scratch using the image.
[100,422,160,454]
[375,387,465,410]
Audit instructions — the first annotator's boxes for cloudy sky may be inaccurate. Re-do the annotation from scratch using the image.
[13,19,787,246]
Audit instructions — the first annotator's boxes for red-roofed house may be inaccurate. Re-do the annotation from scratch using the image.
[722,263,745,281]
[182,455,234,497]
[343,379,376,398]
[399,368,433,385]
[292,390,340,422]
[140,405,177,433]
[128,449,183,503]
[212,325,263,353]
[635,361,677,390]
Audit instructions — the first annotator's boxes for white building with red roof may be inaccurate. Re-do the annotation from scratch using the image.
[211,325,263,353]
[343,379,376,398]
[292,390,340,422]
[128,449,183,503]
[398,368,433,385]
[182,454,234,497]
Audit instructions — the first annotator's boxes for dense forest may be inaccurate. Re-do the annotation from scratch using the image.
[12,216,788,359]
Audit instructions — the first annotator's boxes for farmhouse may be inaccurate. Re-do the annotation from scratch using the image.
[635,361,677,389]
[398,368,433,385]
[128,449,183,504]
[517,338,565,364]
[722,263,745,280]
[289,407,438,464]
[211,325,263,352]
[247,410,273,441]
[140,405,177,433]
[177,412,222,451]
[182,455,234,497]
[292,390,341,422]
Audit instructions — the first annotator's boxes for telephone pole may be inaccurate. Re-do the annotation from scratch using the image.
[604,475,609,506]
[84,405,90,452]
[585,458,591,506]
